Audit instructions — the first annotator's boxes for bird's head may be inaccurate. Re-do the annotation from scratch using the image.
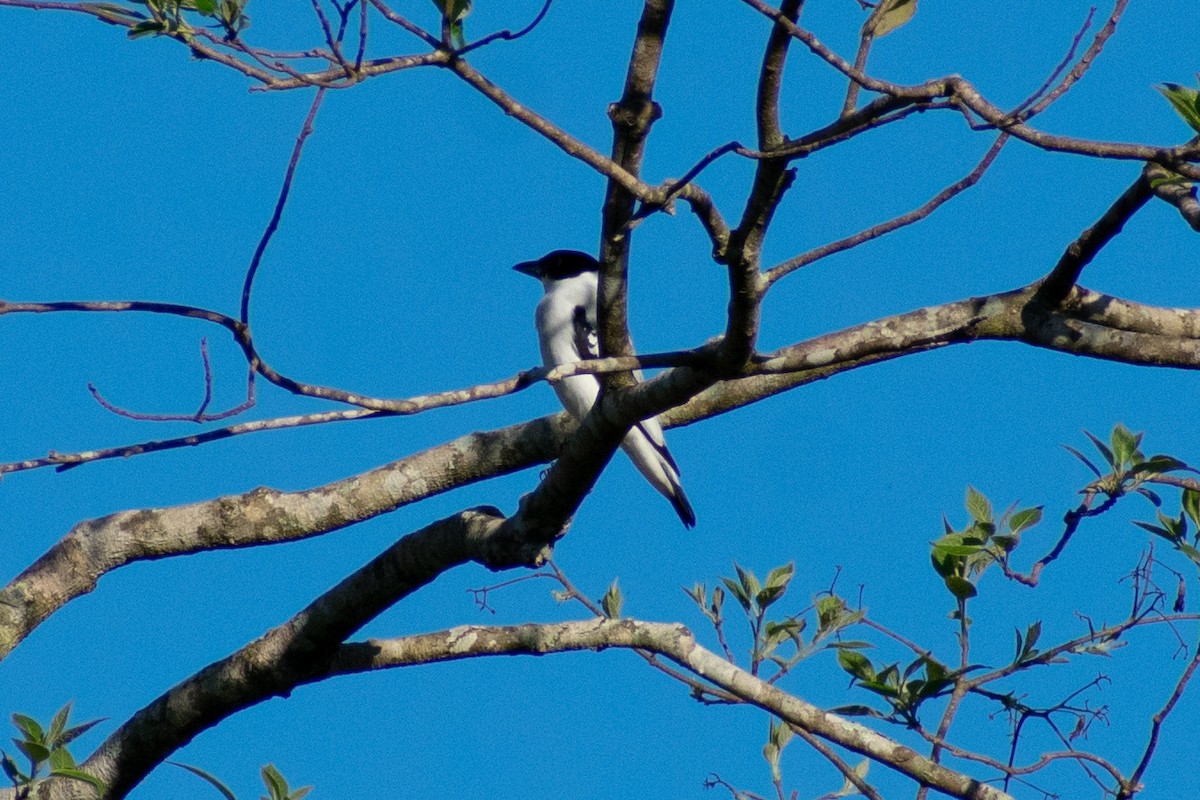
[513,250,600,286]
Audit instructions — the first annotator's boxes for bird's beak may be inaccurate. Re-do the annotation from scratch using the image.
[513,260,541,279]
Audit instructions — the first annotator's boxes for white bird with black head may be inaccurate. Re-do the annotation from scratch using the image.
[515,250,696,528]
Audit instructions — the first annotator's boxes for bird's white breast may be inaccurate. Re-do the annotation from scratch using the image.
[535,272,599,420]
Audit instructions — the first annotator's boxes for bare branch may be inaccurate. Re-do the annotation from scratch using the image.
[764,133,1008,288]
[0,407,381,475]
[1034,173,1153,306]
[1020,0,1131,120]
[365,0,441,48]
[736,0,1200,177]
[453,0,553,56]
[1124,630,1200,796]
[793,725,883,800]
[598,0,676,367]
[326,620,1017,800]
[446,57,651,200]
[75,508,507,799]
[242,88,327,324]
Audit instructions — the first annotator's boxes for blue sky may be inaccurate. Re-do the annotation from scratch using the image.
[3,1,1200,797]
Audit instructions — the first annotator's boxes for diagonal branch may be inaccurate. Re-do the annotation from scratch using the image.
[598,0,676,367]
[325,620,1016,800]
[737,0,1200,178]
[1034,172,1153,306]
[764,133,1009,288]
[241,87,328,325]
[74,508,506,799]
[8,285,1200,656]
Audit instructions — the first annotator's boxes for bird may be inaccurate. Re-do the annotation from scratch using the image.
[514,249,696,528]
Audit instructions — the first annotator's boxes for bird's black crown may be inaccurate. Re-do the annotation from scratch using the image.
[513,249,599,280]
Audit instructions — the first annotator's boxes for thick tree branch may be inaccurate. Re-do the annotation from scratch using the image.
[70,508,506,799]
[1035,173,1153,306]
[325,620,1016,800]
[8,285,1200,655]
[598,0,675,369]
[0,417,569,659]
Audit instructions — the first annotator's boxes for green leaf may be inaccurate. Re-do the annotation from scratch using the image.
[13,738,50,766]
[47,704,71,746]
[831,760,870,797]
[828,704,884,718]
[601,579,623,620]
[965,485,992,523]
[192,0,216,13]
[734,562,762,605]
[837,648,875,682]
[1008,506,1043,534]
[943,575,977,601]
[1018,621,1042,662]
[769,718,793,749]
[1083,429,1115,469]
[933,541,984,558]
[1157,82,1200,134]
[756,583,786,610]
[290,785,315,800]
[870,0,917,38]
[11,714,44,744]
[1063,444,1101,477]
[721,577,751,613]
[1110,423,1141,467]
[1130,455,1189,477]
[431,0,472,22]
[815,595,846,630]
[48,747,76,772]
[764,562,795,594]
[60,718,103,747]
[1178,542,1200,567]
[764,618,804,648]
[128,18,166,37]
[170,761,238,800]
[1133,520,1176,542]
[1183,489,1200,528]
[762,741,780,783]
[1,752,25,784]
[262,763,288,800]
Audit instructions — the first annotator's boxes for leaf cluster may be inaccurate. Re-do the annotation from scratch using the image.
[1067,424,1200,566]
[834,649,954,726]
[687,563,870,682]
[930,486,1042,603]
[1,703,105,799]
[91,0,250,40]
[172,761,313,800]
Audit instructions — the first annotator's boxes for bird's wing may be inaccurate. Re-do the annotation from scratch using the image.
[573,304,680,471]
[633,418,680,473]
[572,304,599,359]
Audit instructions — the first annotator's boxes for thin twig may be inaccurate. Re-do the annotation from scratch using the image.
[455,0,554,56]
[1022,0,1131,120]
[793,725,883,800]
[1124,630,1200,797]
[764,133,1008,287]
[1008,7,1096,120]
[241,87,328,325]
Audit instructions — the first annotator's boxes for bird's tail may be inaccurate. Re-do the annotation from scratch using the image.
[624,420,696,529]
[668,480,697,529]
